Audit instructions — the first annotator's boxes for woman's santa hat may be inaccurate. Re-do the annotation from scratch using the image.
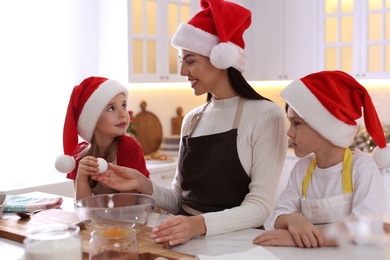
[55,76,128,173]
[171,0,251,73]
[281,70,390,168]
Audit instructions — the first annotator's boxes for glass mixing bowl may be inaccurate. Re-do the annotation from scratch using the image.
[74,193,155,233]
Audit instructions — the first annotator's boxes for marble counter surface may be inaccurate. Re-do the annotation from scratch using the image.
[1,193,387,260]
[171,228,349,260]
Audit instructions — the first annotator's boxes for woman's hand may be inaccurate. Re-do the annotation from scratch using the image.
[95,163,153,194]
[253,229,297,247]
[151,215,206,246]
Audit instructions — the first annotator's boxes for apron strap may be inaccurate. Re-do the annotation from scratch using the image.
[342,148,353,194]
[302,148,353,198]
[232,97,246,129]
[302,160,316,198]
[181,203,204,216]
[187,97,246,137]
[187,100,211,138]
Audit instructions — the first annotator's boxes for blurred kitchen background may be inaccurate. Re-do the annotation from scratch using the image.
[0,0,389,197]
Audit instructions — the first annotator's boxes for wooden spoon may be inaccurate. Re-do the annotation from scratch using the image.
[14,210,42,218]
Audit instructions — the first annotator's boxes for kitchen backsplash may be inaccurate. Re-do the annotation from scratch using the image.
[127,81,390,142]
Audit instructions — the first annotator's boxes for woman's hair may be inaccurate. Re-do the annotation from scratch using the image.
[207,67,272,102]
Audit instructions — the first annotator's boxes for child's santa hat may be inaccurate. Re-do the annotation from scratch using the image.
[281,70,390,168]
[171,0,251,73]
[55,76,129,173]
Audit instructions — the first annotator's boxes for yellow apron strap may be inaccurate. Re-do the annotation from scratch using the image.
[302,159,316,198]
[342,148,353,193]
[302,148,353,198]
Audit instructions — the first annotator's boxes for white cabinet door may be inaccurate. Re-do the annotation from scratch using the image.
[318,0,390,79]
[250,0,318,81]
[283,1,318,80]
[128,0,199,83]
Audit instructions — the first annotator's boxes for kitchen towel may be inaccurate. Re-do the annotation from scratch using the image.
[195,246,280,260]
[4,194,63,212]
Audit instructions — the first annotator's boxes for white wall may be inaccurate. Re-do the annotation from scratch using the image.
[0,0,102,192]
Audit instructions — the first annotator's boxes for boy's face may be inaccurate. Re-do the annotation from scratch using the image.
[286,106,328,158]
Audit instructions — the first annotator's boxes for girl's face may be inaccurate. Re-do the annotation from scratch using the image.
[94,93,129,140]
[179,49,225,97]
[286,106,328,158]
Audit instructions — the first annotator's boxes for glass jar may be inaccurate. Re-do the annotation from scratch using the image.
[89,227,138,260]
[23,224,82,260]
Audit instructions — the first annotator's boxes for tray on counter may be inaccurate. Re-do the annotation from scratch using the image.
[0,209,194,260]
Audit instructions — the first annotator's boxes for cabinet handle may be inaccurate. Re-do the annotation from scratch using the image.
[161,173,175,179]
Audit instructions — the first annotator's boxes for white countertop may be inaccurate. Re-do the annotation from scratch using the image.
[146,159,177,174]
[171,228,349,260]
[1,193,386,260]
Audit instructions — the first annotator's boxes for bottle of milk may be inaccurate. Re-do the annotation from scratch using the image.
[23,224,83,260]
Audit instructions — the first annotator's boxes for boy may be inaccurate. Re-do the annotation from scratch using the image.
[253,70,390,248]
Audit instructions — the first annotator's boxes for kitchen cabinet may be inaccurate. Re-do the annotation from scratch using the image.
[127,0,199,83]
[147,160,177,187]
[127,0,319,82]
[249,0,318,81]
[318,0,390,79]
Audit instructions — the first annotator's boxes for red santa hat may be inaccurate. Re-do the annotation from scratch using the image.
[55,76,129,173]
[281,70,390,168]
[171,0,251,73]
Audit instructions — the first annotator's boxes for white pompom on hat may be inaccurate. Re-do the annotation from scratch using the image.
[281,70,390,169]
[171,0,251,73]
[55,77,129,173]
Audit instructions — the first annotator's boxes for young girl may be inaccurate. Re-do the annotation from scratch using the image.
[96,0,288,247]
[55,76,149,200]
[253,70,390,248]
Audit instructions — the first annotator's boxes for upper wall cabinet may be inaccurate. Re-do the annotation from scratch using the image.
[127,0,199,83]
[248,0,318,81]
[318,0,390,79]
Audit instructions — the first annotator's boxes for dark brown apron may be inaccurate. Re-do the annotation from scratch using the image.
[178,98,250,215]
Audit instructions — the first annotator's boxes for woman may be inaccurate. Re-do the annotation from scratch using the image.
[97,0,288,246]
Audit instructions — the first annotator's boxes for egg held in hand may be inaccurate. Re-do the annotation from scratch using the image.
[97,158,108,173]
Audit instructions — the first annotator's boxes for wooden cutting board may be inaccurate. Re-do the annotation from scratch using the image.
[0,209,194,260]
[133,101,163,155]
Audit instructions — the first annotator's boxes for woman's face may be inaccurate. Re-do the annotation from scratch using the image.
[94,93,129,140]
[179,49,225,97]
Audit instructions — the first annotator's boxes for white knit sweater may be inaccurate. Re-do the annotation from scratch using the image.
[152,95,288,236]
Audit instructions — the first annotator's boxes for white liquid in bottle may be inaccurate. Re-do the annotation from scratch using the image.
[23,224,82,260]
